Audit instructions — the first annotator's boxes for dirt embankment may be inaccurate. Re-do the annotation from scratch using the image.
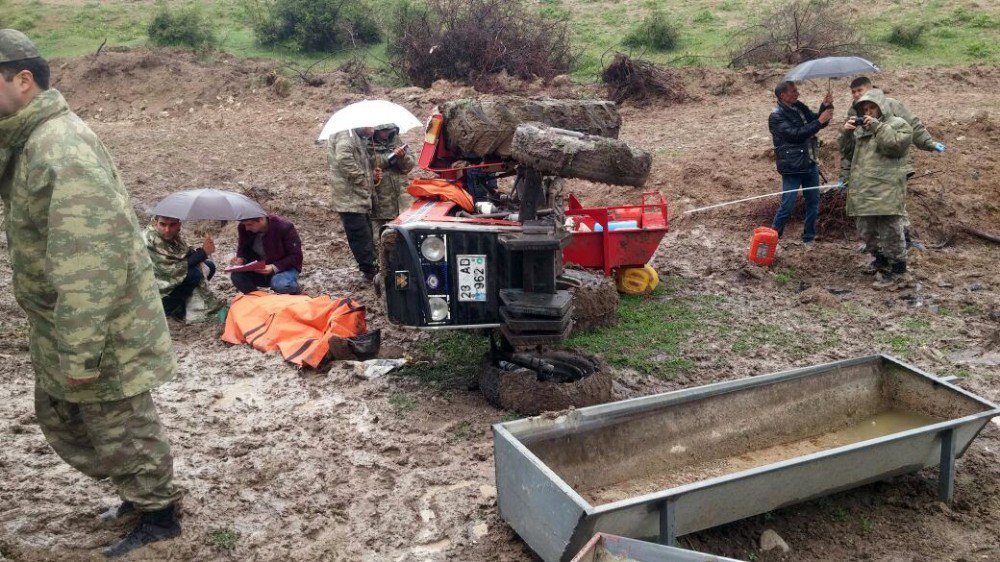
[1,49,998,562]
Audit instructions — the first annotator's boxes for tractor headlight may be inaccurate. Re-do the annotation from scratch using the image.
[428,297,449,321]
[420,235,446,262]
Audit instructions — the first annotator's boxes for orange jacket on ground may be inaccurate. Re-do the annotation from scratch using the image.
[406,178,475,212]
[221,292,367,368]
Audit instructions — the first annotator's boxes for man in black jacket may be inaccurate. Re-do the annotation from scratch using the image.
[769,81,833,246]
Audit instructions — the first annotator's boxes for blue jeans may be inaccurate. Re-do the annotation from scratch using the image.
[772,165,820,242]
[231,268,300,294]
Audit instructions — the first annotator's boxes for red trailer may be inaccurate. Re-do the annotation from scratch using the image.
[563,192,668,277]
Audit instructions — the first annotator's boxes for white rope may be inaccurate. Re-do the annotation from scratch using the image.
[683,184,839,215]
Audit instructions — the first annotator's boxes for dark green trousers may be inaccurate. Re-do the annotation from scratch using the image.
[34,387,181,511]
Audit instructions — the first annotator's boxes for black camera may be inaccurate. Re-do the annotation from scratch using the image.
[851,116,865,127]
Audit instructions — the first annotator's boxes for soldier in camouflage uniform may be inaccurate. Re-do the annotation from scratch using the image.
[367,124,414,257]
[0,29,182,557]
[329,127,379,281]
[143,215,224,323]
[838,76,945,250]
[843,92,914,287]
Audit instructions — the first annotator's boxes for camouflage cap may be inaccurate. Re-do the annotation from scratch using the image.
[0,29,41,64]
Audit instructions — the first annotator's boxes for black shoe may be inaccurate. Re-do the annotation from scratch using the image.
[862,254,888,275]
[161,297,186,321]
[98,501,137,525]
[361,265,379,284]
[104,504,181,558]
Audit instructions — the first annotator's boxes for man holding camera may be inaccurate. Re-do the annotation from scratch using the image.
[842,93,914,288]
[769,80,833,247]
[838,76,944,251]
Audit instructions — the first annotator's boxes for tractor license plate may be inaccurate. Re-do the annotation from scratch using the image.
[457,254,487,302]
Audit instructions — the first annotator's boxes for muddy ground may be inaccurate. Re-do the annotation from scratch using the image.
[1,50,998,561]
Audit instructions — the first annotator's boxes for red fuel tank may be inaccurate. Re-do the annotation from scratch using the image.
[748,227,779,266]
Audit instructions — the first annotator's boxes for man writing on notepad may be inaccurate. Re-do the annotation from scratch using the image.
[229,213,303,294]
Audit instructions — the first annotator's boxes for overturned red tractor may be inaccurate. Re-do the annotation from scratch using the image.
[379,97,665,411]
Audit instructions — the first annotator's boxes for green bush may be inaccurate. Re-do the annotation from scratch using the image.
[886,22,926,48]
[693,9,718,24]
[622,12,679,52]
[253,0,380,52]
[147,7,216,51]
[386,0,573,89]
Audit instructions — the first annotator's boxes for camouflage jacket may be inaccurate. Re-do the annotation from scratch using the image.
[839,89,936,179]
[845,93,914,217]
[0,90,176,403]
[328,130,374,214]
[368,125,415,220]
[142,225,224,323]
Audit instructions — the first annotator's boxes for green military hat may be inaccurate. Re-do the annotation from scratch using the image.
[0,29,41,63]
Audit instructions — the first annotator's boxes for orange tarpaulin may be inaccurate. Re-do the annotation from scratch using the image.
[406,178,475,212]
[221,292,368,368]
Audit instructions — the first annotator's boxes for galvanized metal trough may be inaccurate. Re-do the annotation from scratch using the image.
[571,533,744,562]
[493,355,999,562]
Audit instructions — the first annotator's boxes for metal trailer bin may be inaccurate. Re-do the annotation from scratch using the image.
[493,355,999,562]
[571,533,744,562]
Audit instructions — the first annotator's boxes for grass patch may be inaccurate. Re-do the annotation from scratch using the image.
[731,324,796,353]
[500,411,524,422]
[393,331,488,389]
[880,313,959,360]
[6,0,998,85]
[448,420,473,442]
[774,268,796,286]
[208,527,239,551]
[566,289,724,379]
[882,335,912,356]
[388,392,417,415]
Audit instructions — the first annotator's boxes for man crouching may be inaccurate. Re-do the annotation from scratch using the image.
[843,92,914,288]
[143,215,224,322]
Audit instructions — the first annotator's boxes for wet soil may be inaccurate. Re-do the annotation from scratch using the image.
[0,50,998,561]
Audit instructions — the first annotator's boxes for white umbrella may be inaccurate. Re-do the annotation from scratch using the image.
[151,188,266,221]
[317,100,423,142]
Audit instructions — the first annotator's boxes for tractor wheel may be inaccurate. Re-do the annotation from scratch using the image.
[559,269,619,333]
[511,122,652,187]
[439,97,621,158]
[479,351,612,415]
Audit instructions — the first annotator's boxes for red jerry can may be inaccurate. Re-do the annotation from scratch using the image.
[748,227,779,266]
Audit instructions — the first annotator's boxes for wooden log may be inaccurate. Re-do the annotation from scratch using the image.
[511,122,651,187]
[440,96,621,158]
[961,225,1000,245]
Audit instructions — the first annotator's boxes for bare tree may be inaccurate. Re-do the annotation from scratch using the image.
[728,0,872,68]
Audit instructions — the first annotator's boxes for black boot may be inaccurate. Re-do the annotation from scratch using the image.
[874,261,911,289]
[863,253,888,275]
[361,264,379,284]
[161,296,186,321]
[98,501,137,525]
[104,504,181,558]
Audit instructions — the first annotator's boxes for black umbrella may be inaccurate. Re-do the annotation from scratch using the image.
[151,189,266,221]
[784,56,881,93]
